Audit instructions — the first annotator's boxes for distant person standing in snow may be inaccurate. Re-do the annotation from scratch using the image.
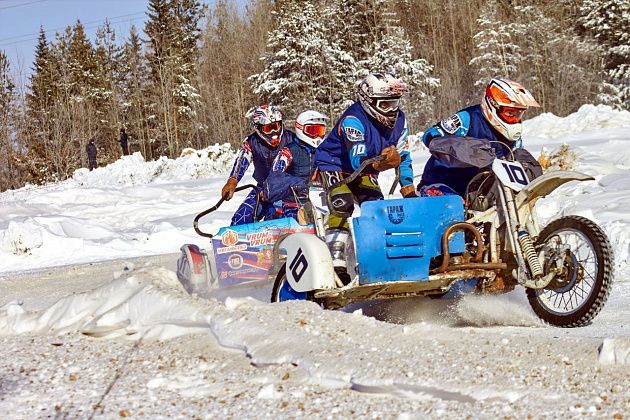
[86,137,97,171]
[119,128,129,156]
[220,105,298,226]
[418,78,542,197]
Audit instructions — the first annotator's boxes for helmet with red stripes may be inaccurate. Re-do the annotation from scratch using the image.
[481,78,539,142]
[250,105,283,147]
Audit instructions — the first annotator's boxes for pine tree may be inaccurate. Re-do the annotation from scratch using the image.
[469,1,521,88]
[252,0,345,119]
[145,0,203,157]
[0,50,18,190]
[120,25,152,158]
[505,5,603,114]
[95,19,125,158]
[579,0,630,109]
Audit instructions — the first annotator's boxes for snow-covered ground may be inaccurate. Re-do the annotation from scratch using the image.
[1,104,630,418]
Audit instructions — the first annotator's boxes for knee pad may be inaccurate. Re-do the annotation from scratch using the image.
[329,192,354,218]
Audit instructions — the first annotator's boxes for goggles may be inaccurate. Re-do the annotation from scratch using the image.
[296,122,326,138]
[260,121,282,135]
[375,97,401,113]
[498,106,526,124]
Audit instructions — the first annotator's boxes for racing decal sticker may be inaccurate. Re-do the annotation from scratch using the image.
[221,229,239,246]
[387,205,405,224]
[228,254,243,269]
[341,116,365,142]
[440,114,462,134]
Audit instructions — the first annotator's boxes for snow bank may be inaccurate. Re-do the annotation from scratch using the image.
[524,104,630,139]
[72,144,236,188]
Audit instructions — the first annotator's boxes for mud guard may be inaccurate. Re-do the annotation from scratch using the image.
[515,171,594,210]
[278,233,337,292]
[176,244,214,298]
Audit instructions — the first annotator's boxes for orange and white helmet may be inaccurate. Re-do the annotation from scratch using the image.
[480,78,539,142]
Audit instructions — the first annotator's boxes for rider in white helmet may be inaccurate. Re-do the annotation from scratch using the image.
[418,78,540,197]
[263,110,329,220]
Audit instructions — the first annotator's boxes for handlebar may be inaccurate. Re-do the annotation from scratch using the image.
[329,155,385,190]
[193,183,257,238]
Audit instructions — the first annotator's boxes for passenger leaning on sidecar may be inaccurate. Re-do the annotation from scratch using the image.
[262,110,329,221]
[220,105,297,226]
[418,78,541,198]
[314,72,417,285]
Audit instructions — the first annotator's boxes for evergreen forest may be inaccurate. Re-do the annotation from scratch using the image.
[0,0,628,191]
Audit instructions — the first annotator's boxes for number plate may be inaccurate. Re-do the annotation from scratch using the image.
[492,159,530,191]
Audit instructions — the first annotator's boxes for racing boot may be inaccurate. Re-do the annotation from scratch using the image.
[326,229,351,286]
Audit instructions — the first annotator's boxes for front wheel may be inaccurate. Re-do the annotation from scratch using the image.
[527,216,614,327]
[270,263,309,303]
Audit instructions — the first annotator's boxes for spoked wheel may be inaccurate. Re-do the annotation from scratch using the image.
[270,263,309,303]
[526,216,614,327]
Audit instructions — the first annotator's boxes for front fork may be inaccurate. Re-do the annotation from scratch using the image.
[499,184,553,289]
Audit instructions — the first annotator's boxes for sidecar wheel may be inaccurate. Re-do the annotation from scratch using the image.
[526,216,613,327]
[270,263,309,303]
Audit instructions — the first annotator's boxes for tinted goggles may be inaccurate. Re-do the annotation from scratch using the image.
[498,106,525,124]
[375,98,401,113]
[260,121,282,135]
[296,122,326,138]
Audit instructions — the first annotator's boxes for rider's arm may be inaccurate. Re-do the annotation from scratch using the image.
[340,116,368,171]
[422,111,472,147]
[396,122,414,187]
[271,146,292,173]
[228,139,254,182]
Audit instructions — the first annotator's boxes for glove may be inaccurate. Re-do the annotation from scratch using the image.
[400,184,417,198]
[221,177,238,200]
[373,146,401,172]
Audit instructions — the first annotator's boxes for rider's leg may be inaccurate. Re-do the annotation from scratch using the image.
[353,174,384,204]
[320,171,355,285]
[229,189,260,226]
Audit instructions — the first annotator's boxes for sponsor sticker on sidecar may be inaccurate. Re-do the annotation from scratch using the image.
[212,218,315,287]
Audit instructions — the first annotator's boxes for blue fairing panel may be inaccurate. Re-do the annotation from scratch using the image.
[353,195,465,284]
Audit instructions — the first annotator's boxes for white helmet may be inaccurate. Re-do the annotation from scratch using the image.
[250,104,283,147]
[357,72,408,128]
[294,110,328,148]
[480,78,540,142]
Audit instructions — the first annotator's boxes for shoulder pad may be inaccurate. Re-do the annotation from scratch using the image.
[340,116,366,142]
[439,111,471,135]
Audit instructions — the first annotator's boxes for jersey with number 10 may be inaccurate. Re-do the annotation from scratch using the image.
[313,101,413,187]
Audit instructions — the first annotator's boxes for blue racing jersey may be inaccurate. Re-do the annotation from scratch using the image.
[228,130,295,186]
[314,102,414,187]
[420,104,513,196]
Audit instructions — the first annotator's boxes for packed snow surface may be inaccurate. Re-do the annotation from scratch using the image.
[1,104,630,418]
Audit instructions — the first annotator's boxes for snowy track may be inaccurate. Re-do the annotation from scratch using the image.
[1,105,630,417]
[1,257,629,418]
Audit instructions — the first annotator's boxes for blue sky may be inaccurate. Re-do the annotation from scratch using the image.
[0,0,241,82]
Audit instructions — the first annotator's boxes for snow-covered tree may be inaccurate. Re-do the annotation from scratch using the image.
[505,5,603,114]
[0,50,18,190]
[469,1,521,88]
[253,0,438,126]
[252,0,353,119]
[579,0,630,109]
[145,0,203,157]
[120,25,152,158]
